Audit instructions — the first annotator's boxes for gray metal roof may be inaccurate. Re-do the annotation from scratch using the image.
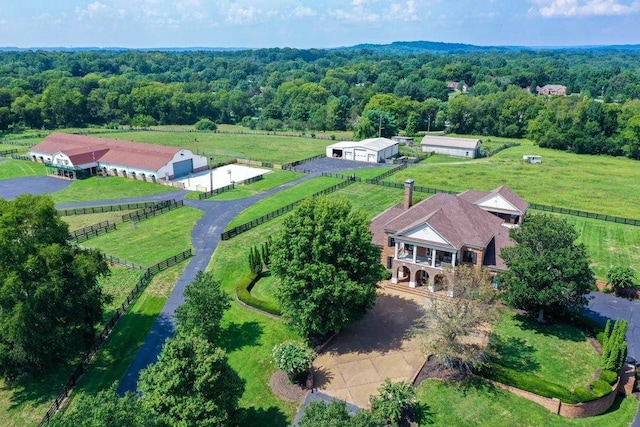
[420,135,480,149]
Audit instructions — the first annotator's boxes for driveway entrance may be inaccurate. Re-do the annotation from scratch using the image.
[312,287,427,408]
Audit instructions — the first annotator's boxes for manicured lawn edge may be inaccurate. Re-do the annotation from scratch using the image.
[235,272,282,316]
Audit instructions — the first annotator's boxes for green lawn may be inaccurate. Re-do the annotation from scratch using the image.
[251,271,280,306]
[186,169,306,201]
[209,219,300,425]
[100,267,145,322]
[537,211,640,280]
[490,311,601,391]
[415,377,637,427]
[0,159,45,180]
[226,176,343,229]
[51,176,178,204]
[83,207,203,266]
[390,140,640,219]
[88,130,328,164]
[61,211,134,231]
[64,263,187,410]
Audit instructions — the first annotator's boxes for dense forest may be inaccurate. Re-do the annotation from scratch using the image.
[1,46,640,158]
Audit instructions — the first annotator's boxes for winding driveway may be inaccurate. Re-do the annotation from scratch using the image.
[2,162,639,425]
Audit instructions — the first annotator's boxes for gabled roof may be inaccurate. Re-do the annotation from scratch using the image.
[458,185,529,215]
[31,133,181,171]
[380,193,506,249]
[55,146,110,165]
[420,135,480,150]
[328,137,397,151]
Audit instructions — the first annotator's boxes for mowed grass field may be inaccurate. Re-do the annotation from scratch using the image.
[83,206,203,266]
[391,140,640,219]
[89,130,328,164]
[51,176,178,204]
[0,159,45,180]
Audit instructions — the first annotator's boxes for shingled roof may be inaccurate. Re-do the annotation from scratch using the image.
[458,185,529,215]
[31,133,181,171]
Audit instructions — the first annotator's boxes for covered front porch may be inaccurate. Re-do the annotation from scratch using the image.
[393,241,457,270]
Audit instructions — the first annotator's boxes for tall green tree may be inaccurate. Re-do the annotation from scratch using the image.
[500,214,595,322]
[0,195,109,377]
[270,197,384,339]
[49,385,160,427]
[174,271,230,343]
[139,334,245,426]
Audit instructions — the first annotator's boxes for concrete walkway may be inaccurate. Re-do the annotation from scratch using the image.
[312,288,426,409]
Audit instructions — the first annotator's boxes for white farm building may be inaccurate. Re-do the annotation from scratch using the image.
[29,133,209,181]
[326,137,399,163]
[420,135,481,158]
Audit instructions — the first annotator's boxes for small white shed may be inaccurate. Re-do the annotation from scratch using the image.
[523,155,542,164]
[326,137,399,163]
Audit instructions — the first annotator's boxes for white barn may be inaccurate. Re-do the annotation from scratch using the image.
[30,133,208,180]
[420,135,481,158]
[326,137,399,163]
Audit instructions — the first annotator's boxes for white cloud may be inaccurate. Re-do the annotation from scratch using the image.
[291,6,317,18]
[530,0,640,17]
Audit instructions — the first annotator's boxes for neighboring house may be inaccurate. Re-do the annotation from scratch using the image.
[370,180,528,290]
[536,85,567,96]
[446,81,469,92]
[30,133,208,181]
[326,137,399,163]
[420,135,481,158]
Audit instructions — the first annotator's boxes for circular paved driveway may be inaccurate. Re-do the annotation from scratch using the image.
[0,176,72,200]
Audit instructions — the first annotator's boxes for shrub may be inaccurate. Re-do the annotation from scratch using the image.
[590,379,612,397]
[601,319,628,372]
[194,118,217,131]
[235,272,281,316]
[272,341,315,384]
[607,266,638,296]
[599,369,618,385]
[370,379,417,427]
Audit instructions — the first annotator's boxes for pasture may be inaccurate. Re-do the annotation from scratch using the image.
[51,176,178,204]
[82,207,203,266]
[93,130,328,164]
[391,141,640,219]
[0,159,45,180]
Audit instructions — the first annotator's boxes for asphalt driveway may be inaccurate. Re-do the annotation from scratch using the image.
[0,176,72,200]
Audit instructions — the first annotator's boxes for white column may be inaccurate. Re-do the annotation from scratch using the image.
[394,242,399,259]
[451,251,457,267]
[412,247,417,264]
[431,250,436,267]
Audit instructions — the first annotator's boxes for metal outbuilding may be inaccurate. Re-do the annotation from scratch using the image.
[326,137,399,163]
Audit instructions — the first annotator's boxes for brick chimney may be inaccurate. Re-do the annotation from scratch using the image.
[404,178,414,210]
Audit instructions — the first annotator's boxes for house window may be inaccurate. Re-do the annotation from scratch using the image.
[386,256,393,269]
[387,237,395,247]
[462,250,477,264]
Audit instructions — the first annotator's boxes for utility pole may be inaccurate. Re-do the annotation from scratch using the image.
[378,114,383,137]
[209,156,214,194]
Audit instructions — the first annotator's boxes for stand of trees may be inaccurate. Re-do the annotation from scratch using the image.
[1,48,640,158]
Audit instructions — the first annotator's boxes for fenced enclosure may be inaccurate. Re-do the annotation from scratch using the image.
[38,249,193,427]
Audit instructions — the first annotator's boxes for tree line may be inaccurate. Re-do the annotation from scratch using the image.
[1,48,640,158]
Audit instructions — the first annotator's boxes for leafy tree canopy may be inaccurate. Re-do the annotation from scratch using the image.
[138,334,245,426]
[500,214,595,322]
[175,270,230,343]
[270,196,384,339]
[0,195,109,377]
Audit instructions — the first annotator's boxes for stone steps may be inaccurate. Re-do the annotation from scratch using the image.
[380,281,452,302]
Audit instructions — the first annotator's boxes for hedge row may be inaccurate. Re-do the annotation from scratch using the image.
[235,272,282,316]
[479,363,617,404]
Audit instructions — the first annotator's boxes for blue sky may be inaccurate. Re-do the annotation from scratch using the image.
[0,0,639,48]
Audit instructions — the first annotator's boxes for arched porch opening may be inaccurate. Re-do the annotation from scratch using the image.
[415,270,429,287]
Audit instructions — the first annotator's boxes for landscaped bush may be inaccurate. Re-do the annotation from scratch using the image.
[235,272,282,316]
[599,369,618,385]
[479,363,578,403]
[272,341,315,384]
[601,319,628,372]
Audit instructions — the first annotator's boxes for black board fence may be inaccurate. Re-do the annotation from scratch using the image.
[11,154,31,161]
[281,153,325,170]
[199,183,235,200]
[529,203,640,226]
[0,148,19,156]
[121,200,183,223]
[58,201,159,216]
[221,179,355,240]
[71,222,117,243]
[38,249,193,427]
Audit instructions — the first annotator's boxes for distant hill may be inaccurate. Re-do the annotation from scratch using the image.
[337,40,521,54]
[337,40,640,54]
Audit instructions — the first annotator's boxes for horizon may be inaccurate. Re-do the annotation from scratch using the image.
[2,1,640,49]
